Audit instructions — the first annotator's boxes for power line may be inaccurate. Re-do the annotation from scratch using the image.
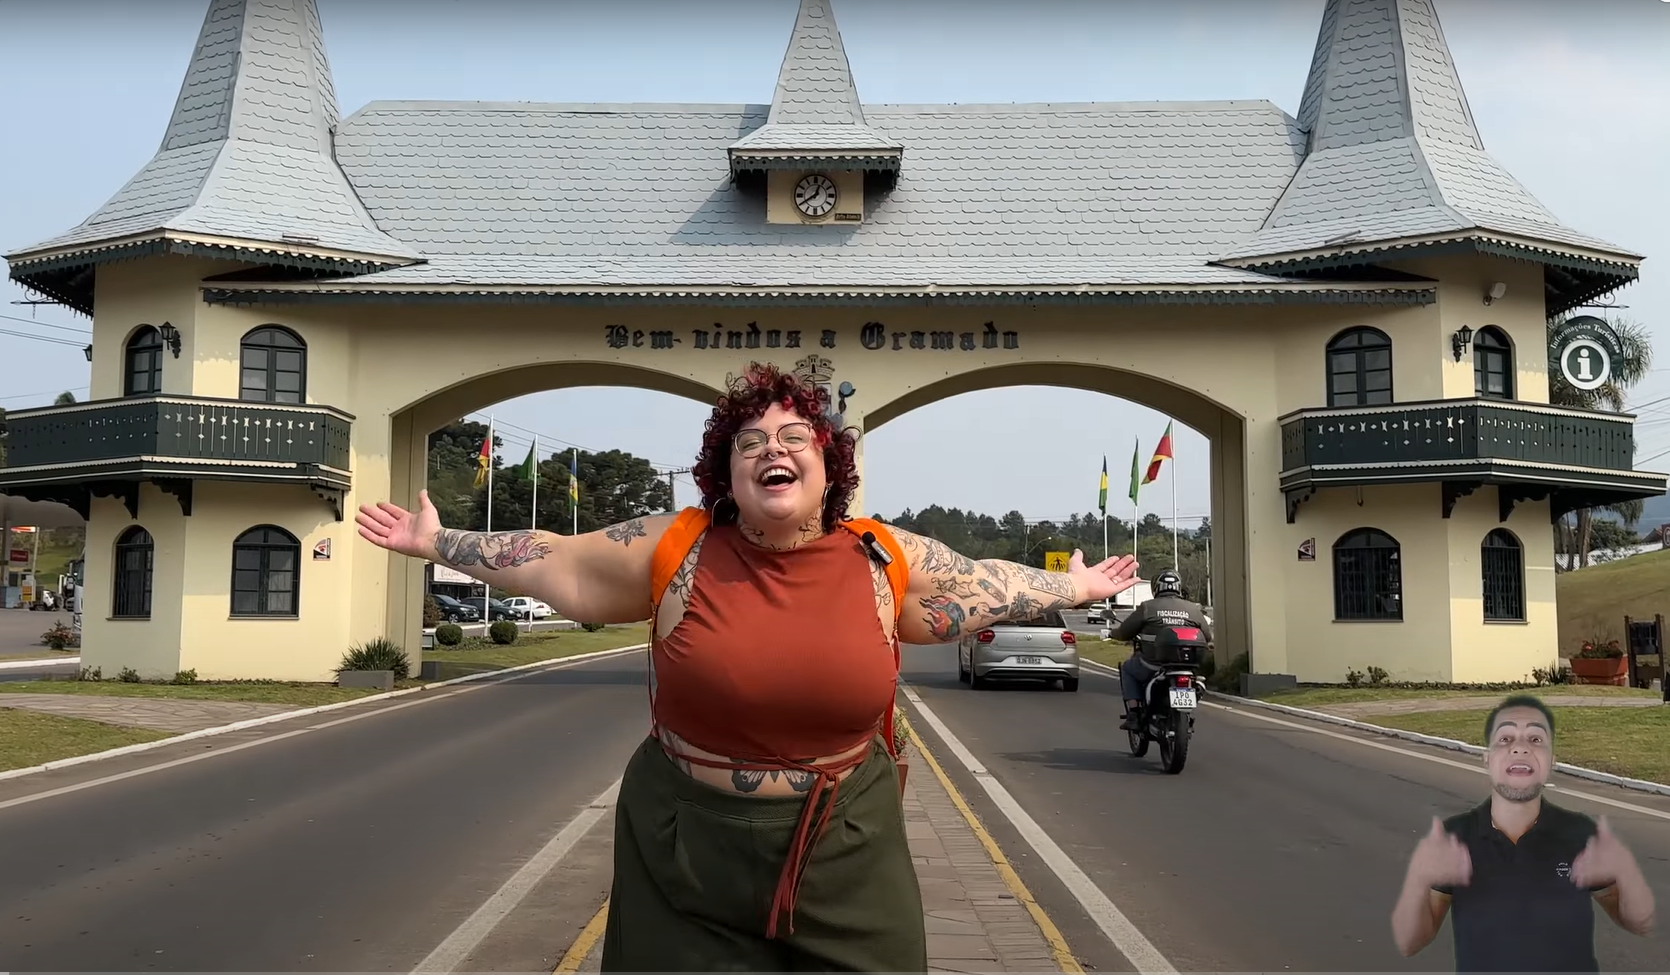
[0,327,87,349]
[0,312,90,335]
[0,384,88,404]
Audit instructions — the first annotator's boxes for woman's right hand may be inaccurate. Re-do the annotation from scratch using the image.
[356,489,443,561]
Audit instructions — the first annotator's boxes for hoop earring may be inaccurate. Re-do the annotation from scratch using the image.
[713,495,739,524]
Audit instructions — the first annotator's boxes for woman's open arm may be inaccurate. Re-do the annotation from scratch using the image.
[427,515,675,624]
[889,528,1085,645]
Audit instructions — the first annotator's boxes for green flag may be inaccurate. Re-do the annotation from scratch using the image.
[1128,437,1141,504]
[1098,455,1108,515]
[513,443,535,481]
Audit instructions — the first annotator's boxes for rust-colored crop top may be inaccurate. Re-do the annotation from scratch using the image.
[649,520,901,938]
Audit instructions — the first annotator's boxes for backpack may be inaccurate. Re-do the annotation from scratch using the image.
[648,506,912,762]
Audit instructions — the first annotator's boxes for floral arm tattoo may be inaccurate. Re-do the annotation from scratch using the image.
[894,529,1082,642]
[433,528,552,571]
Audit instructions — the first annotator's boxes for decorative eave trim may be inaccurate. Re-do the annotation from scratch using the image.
[1217,230,1641,279]
[1276,396,1640,426]
[0,458,354,490]
[201,280,1438,309]
[1278,460,1667,494]
[727,150,903,175]
[3,394,356,423]
[6,230,421,277]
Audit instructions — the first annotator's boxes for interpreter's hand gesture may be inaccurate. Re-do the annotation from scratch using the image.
[356,489,442,561]
[1570,817,1639,890]
[1068,550,1141,603]
[1409,817,1472,889]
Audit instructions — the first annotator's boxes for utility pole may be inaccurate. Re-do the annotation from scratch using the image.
[660,468,692,512]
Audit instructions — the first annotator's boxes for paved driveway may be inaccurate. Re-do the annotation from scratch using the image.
[0,607,73,658]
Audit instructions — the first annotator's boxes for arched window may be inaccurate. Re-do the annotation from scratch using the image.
[1333,528,1402,621]
[231,526,301,617]
[1473,326,1514,400]
[1325,327,1393,408]
[123,326,164,397]
[1481,528,1525,622]
[239,326,307,404]
[112,526,154,619]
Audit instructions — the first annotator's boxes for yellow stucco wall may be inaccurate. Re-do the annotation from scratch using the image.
[71,248,1567,685]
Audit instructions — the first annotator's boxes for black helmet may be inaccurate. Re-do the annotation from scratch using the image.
[1154,569,1183,598]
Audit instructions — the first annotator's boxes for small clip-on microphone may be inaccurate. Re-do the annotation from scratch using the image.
[860,530,894,566]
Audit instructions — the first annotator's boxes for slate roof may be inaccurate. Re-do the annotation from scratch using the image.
[5,0,418,275]
[1220,0,1638,272]
[7,0,1639,315]
[726,0,902,170]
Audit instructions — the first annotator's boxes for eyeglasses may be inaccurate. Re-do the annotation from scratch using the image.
[734,422,814,458]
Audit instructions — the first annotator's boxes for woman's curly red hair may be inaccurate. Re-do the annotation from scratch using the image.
[693,361,859,531]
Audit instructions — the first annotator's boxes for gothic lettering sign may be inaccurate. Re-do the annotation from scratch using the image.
[602,321,1021,354]
[1550,315,1623,393]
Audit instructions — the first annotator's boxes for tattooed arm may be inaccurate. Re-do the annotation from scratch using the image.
[891,528,1086,644]
[427,515,676,624]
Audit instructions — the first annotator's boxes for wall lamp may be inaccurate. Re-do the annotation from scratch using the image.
[1451,325,1474,362]
[1483,282,1507,306]
[836,380,856,414]
[157,322,182,358]
[82,344,93,362]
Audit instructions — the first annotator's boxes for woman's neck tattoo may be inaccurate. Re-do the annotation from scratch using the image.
[738,512,825,551]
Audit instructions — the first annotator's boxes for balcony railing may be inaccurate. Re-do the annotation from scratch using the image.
[0,395,353,474]
[1280,398,1640,477]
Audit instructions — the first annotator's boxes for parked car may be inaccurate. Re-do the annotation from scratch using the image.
[500,596,552,620]
[464,596,519,621]
[957,609,1080,691]
[431,593,481,624]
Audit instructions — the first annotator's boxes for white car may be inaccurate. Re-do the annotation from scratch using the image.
[499,596,552,620]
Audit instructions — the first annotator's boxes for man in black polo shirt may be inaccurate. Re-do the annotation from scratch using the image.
[1390,695,1655,970]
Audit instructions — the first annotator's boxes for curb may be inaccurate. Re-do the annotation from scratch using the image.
[1213,691,1670,799]
[1074,658,1670,799]
[0,643,649,784]
[0,655,80,671]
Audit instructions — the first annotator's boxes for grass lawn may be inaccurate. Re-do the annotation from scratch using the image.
[425,623,648,670]
[1260,684,1660,709]
[0,708,170,772]
[0,623,650,707]
[1074,636,1132,671]
[1556,547,1670,651]
[0,649,77,663]
[1372,706,1670,786]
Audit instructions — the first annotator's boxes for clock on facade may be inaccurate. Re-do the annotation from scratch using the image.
[793,173,837,217]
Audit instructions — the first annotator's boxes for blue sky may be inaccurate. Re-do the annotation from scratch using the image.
[2,0,1666,527]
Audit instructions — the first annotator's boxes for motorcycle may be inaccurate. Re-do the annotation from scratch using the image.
[1124,624,1211,774]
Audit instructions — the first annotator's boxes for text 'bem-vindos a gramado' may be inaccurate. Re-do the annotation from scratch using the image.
[603,321,1021,353]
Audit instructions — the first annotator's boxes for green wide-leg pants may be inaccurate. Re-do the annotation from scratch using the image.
[600,735,927,972]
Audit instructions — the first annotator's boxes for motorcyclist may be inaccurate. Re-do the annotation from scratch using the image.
[1110,569,1213,731]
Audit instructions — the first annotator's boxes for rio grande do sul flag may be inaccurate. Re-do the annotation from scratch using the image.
[1142,421,1174,485]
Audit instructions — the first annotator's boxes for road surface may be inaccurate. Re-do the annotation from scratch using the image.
[899,642,1670,973]
[1,644,1665,972]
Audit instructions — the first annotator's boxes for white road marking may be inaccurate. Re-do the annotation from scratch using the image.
[1076,658,1670,823]
[0,655,80,671]
[899,682,1177,975]
[410,778,621,974]
[0,650,644,811]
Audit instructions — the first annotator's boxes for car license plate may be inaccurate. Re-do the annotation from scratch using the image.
[1168,686,1198,710]
[1012,655,1045,665]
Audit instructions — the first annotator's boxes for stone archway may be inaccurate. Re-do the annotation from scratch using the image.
[856,361,1260,670]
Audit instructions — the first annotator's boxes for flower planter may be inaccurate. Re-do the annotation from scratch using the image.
[338,669,395,691]
[1569,656,1626,685]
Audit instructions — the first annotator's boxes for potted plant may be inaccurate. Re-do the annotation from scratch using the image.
[891,705,912,793]
[1568,640,1626,685]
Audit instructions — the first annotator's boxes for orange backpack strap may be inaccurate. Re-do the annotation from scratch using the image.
[650,507,712,614]
[838,518,910,623]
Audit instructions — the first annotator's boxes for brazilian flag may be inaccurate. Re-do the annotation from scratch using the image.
[1098,456,1108,515]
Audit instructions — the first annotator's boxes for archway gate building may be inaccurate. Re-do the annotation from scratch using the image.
[2,0,1660,685]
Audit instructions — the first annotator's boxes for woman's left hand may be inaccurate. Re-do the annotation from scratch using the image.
[1067,551,1141,602]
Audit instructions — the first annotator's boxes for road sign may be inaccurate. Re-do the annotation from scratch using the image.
[1551,315,1623,392]
[1043,551,1070,572]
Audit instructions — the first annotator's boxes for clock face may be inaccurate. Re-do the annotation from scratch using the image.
[794,174,837,217]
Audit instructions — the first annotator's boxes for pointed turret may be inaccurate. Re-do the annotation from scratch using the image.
[8,0,418,313]
[1222,0,1637,311]
[728,0,902,176]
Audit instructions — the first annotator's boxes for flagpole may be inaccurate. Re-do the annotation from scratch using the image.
[572,446,579,536]
[1171,419,1179,570]
[530,435,538,533]
[485,414,494,607]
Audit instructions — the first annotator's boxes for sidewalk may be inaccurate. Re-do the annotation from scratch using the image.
[0,692,294,733]
[565,741,1067,973]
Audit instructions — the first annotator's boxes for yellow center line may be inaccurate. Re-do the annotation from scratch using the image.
[910,734,1086,974]
[552,897,608,974]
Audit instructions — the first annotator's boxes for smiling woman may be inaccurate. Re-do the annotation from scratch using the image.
[354,360,1140,971]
